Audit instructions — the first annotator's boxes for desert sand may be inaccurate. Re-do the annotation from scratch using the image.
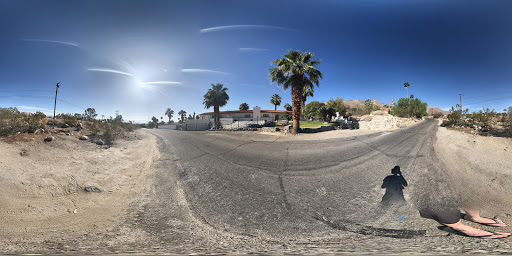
[0,130,158,251]
[434,121,512,219]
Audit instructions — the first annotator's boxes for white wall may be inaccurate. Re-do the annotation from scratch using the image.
[159,124,177,130]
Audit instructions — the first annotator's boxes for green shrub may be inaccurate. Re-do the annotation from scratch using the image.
[441,106,468,127]
[325,97,347,116]
[317,105,336,122]
[57,113,78,126]
[364,99,374,114]
[468,108,496,129]
[433,113,444,118]
[303,101,324,120]
[504,106,512,136]
[391,98,428,118]
[0,108,45,136]
[102,120,116,146]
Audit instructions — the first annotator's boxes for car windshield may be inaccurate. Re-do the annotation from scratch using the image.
[1,0,512,254]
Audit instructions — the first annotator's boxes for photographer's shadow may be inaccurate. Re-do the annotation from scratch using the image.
[381,166,408,206]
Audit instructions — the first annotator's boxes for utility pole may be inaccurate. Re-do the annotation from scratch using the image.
[458,94,464,110]
[53,82,61,119]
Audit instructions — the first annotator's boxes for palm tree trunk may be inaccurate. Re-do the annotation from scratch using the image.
[275,105,277,111]
[291,75,303,134]
[214,105,219,129]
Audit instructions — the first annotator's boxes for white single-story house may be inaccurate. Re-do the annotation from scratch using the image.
[199,106,290,122]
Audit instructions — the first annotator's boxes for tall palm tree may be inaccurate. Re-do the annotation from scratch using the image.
[270,94,282,110]
[269,50,322,134]
[302,86,314,114]
[178,110,186,123]
[165,108,174,122]
[203,83,229,129]
[404,82,410,98]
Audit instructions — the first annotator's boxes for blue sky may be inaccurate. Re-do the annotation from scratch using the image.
[1,0,512,122]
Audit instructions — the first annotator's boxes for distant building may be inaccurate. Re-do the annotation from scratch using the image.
[199,106,290,121]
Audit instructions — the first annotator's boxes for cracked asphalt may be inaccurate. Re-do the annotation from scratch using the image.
[133,118,512,254]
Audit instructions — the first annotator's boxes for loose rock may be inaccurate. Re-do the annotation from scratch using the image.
[79,136,89,141]
[96,139,104,145]
[84,186,101,193]
[44,136,55,142]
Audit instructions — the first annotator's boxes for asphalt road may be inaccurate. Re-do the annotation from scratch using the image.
[136,119,511,254]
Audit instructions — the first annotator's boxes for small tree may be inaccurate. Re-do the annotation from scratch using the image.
[318,106,336,122]
[151,116,159,128]
[304,101,324,120]
[84,108,97,121]
[239,102,249,110]
[364,99,374,114]
[326,97,346,116]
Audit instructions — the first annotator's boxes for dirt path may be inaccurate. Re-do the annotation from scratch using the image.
[0,130,158,252]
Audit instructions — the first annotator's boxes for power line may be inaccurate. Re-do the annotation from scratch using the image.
[464,91,512,100]
[0,95,85,110]
[465,95,512,107]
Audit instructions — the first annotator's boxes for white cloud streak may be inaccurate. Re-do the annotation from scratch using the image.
[239,47,268,52]
[181,69,235,76]
[87,68,135,77]
[200,25,297,33]
[21,39,79,47]
[18,106,53,112]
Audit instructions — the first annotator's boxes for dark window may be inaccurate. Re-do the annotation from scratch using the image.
[245,114,251,118]
[263,114,269,117]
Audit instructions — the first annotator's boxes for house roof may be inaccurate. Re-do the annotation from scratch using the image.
[199,110,291,115]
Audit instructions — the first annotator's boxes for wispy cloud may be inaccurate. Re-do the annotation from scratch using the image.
[239,48,268,52]
[200,25,297,33]
[20,39,79,47]
[181,69,235,76]
[18,106,53,115]
[18,106,53,112]
[87,68,135,77]
[140,81,182,85]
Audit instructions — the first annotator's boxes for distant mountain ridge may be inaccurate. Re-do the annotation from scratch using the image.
[324,99,449,115]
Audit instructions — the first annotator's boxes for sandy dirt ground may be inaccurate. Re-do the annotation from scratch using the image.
[2,122,512,254]
[0,130,158,252]
[434,121,512,221]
